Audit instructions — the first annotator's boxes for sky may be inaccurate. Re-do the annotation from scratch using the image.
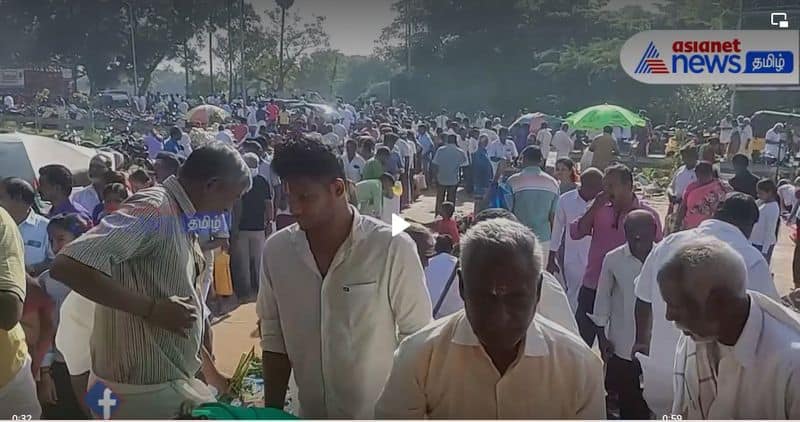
[177,0,661,71]
[249,0,396,56]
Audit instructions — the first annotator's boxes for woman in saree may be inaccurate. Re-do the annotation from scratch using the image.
[675,160,732,230]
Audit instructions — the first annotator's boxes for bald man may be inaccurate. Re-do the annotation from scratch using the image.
[659,238,800,419]
[590,210,656,419]
[633,192,779,416]
[548,167,603,311]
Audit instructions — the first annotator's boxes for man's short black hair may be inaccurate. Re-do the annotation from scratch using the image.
[155,151,182,173]
[714,192,759,227]
[128,169,152,184]
[379,172,395,185]
[440,201,455,218]
[434,234,454,254]
[272,138,345,182]
[603,125,613,134]
[384,132,399,145]
[732,153,750,167]
[0,177,35,205]
[604,164,634,186]
[521,146,543,164]
[179,143,249,184]
[473,208,518,224]
[38,164,73,193]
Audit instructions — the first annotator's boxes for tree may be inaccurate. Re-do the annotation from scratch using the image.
[261,7,329,92]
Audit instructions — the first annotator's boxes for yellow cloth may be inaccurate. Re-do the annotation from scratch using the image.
[0,208,28,389]
[213,251,233,297]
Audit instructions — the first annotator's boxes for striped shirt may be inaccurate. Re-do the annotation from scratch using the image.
[506,166,560,242]
[59,176,206,385]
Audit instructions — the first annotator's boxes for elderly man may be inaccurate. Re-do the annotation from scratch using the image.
[571,164,662,346]
[473,208,579,334]
[633,192,779,417]
[70,154,113,213]
[50,145,251,418]
[258,139,431,419]
[591,210,657,419]
[375,218,605,418]
[659,238,800,419]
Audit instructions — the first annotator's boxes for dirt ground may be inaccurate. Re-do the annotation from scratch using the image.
[212,189,798,374]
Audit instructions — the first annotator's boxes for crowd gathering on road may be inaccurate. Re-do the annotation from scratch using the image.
[1,96,800,420]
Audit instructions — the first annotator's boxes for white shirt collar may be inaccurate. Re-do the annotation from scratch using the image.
[729,293,761,368]
[452,311,550,357]
[20,210,40,227]
[697,219,740,236]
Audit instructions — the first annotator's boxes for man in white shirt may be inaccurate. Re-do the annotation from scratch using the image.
[215,125,234,145]
[552,123,574,160]
[659,238,800,419]
[740,117,754,156]
[591,210,656,419]
[333,119,347,139]
[321,124,341,150]
[178,127,194,158]
[668,146,698,207]
[178,99,190,115]
[486,129,518,175]
[0,178,52,274]
[435,109,449,130]
[258,138,432,419]
[424,234,463,319]
[3,94,14,109]
[548,168,603,311]
[475,111,489,130]
[341,139,366,183]
[375,218,605,419]
[71,154,114,214]
[719,113,734,154]
[764,122,784,161]
[536,122,553,157]
[633,193,779,417]
[778,178,798,213]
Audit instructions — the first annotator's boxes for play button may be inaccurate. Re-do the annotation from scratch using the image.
[391,214,410,237]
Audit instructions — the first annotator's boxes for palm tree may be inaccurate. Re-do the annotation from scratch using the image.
[276,0,294,93]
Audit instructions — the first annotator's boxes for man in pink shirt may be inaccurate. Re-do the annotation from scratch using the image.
[570,164,662,346]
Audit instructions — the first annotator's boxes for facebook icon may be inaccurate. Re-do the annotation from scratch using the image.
[85,381,120,420]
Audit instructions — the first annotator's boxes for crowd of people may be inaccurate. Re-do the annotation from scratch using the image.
[0,98,799,420]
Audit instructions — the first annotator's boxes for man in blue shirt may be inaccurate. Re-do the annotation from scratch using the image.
[37,165,91,220]
[505,146,560,253]
[380,133,405,178]
[431,134,468,216]
[163,126,184,155]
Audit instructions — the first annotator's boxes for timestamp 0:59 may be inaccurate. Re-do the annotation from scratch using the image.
[662,414,683,420]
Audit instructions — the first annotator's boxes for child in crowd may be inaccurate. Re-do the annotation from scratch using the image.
[39,214,94,418]
[751,178,781,263]
[433,201,460,244]
[92,183,129,225]
[20,281,55,394]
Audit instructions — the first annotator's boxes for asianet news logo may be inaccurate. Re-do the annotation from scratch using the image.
[622,30,799,84]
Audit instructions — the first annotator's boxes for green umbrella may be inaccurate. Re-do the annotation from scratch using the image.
[565,104,646,130]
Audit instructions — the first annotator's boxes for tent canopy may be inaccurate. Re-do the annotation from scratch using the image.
[0,132,103,186]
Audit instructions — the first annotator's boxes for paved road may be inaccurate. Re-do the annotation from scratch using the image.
[213,188,797,375]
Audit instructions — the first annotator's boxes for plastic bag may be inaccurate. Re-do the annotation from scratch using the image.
[213,251,233,297]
